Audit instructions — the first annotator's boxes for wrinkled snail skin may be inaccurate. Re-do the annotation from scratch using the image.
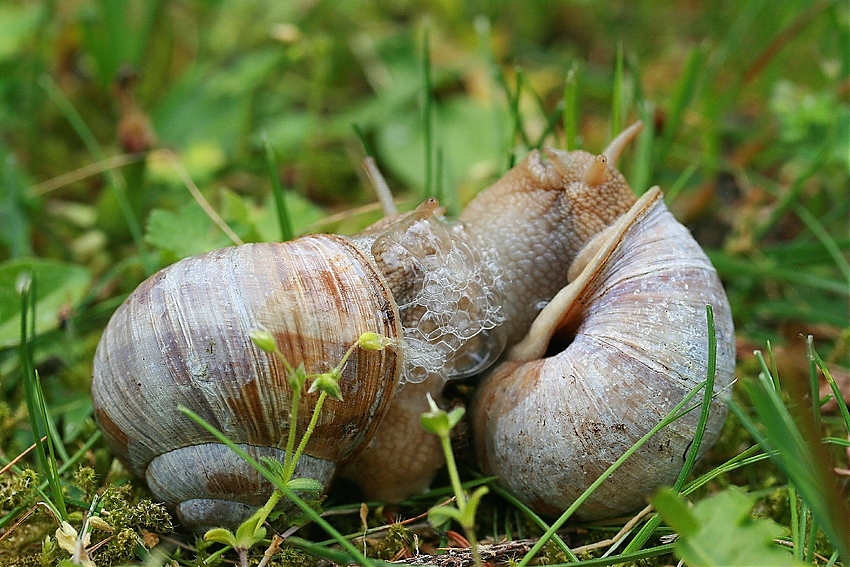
[339,378,445,502]
[339,200,506,502]
[459,126,642,347]
[470,187,736,519]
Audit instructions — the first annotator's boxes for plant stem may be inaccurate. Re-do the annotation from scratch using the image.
[287,391,328,481]
[283,379,302,479]
[466,528,483,567]
[441,435,466,510]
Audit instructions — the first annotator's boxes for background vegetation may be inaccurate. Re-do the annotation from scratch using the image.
[0,0,847,565]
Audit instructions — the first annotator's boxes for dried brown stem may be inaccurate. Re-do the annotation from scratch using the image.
[391,538,537,566]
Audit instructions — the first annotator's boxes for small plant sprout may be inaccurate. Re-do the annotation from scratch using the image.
[202,330,396,566]
[248,328,278,354]
[357,331,398,351]
[420,393,489,567]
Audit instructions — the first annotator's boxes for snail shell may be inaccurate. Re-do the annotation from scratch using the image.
[92,235,403,530]
[471,187,736,519]
[340,125,648,501]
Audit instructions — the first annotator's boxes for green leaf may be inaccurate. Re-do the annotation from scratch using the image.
[0,145,33,257]
[250,328,278,353]
[144,202,231,259]
[203,527,237,547]
[655,486,798,566]
[258,457,287,480]
[376,98,505,196]
[308,372,343,401]
[420,393,463,438]
[153,50,284,155]
[651,488,700,537]
[420,409,449,437]
[357,332,395,351]
[286,478,323,493]
[445,406,465,430]
[461,486,490,528]
[289,363,308,390]
[0,259,90,347]
[234,507,267,549]
[427,505,464,528]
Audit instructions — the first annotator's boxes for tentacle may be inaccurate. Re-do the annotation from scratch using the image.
[363,157,398,217]
[602,121,644,165]
[582,154,610,187]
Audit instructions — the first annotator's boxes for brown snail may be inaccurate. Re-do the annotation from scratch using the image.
[91,197,506,531]
[92,121,734,529]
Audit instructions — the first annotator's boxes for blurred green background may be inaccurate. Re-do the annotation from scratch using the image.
[0,0,847,562]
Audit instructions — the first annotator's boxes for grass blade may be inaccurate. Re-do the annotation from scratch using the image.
[544,543,677,567]
[791,202,850,283]
[729,356,850,560]
[421,22,434,199]
[812,347,850,431]
[485,481,576,560]
[261,132,294,242]
[19,274,68,521]
[562,62,580,150]
[507,68,525,169]
[657,45,706,165]
[629,100,655,194]
[610,42,625,139]
[474,16,509,173]
[664,162,698,203]
[39,74,154,275]
[624,305,720,553]
[707,251,850,296]
[753,149,826,241]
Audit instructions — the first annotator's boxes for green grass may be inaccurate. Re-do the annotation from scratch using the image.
[0,1,848,565]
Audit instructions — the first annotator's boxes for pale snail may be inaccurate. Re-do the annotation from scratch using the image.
[91,121,735,530]
[470,183,736,519]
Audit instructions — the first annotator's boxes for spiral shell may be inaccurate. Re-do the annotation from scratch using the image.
[471,187,735,519]
[92,235,403,530]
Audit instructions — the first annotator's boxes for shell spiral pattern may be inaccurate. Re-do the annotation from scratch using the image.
[92,235,403,530]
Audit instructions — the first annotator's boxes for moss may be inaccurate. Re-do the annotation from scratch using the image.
[0,469,40,511]
[263,543,318,567]
[0,507,54,564]
[90,527,137,565]
[369,522,414,560]
[71,466,98,495]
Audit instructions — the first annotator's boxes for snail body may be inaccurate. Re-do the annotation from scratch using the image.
[471,187,735,519]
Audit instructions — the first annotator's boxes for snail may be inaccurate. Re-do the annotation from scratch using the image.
[470,183,736,519]
[92,121,733,530]
[91,196,507,531]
